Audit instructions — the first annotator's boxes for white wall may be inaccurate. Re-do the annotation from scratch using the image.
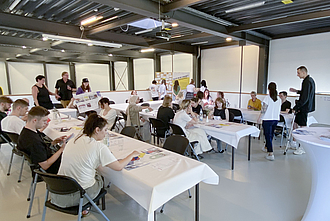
[161,53,193,79]
[8,62,44,94]
[114,62,128,91]
[161,54,173,72]
[268,32,330,94]
[0,62,8,95]
[46,64,69,90]
[75,63,110,91]
[201,45,259,93]
[134,58,154,90]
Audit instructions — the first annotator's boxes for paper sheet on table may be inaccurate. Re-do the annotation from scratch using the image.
[150,157,180,171]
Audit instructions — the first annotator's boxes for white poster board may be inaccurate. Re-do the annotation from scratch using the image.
[73,91,101,113]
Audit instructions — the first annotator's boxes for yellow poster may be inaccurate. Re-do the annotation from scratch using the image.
[173,72,190,90]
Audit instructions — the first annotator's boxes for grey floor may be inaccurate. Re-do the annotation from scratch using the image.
[0,135,311,221]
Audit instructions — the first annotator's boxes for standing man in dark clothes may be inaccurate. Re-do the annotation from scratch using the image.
[289,66,315,155]
[18,106,66,174]
[55,71,76,108]
[0,96,13,145]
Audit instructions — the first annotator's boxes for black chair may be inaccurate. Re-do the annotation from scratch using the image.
[120,111,127,122]
[4,131,26,182]
[172,103,180,113]
[54,103,64,109]
[149,118,170,145]
[120,126,136,138]
[110,116,119,131]
[228,108,244,123]
[168,123,200,161]
[109,100,115,104]
[141,103,150,107]
[34,170,109,221]
[275,114,289,147]
[160,135,192,213]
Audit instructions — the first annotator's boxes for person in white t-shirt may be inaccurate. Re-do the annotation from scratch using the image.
[98,97,117,129]
[1,99,29,134]
[257,82,281,161]
[51,114,139,215]
[173,99,212,157]
[158,79,167,100]
[149,80,159,101]
[200,80,207,93]
[185,79,196,100]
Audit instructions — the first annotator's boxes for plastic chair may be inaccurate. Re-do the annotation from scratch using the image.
[168,123,200,161]
[34,170,109,221]
[110,116,119,131]
[4,131,26,182]
[159,135,192,213]
[109,100,115,104]
[276,114,289,147]
[149,118,170,145]
[141,103,150,107]
[120,126,136,138]
[228,108,244,123]
[172,103,180,113]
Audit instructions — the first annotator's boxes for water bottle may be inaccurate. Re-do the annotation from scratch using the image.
[199,108,203,121]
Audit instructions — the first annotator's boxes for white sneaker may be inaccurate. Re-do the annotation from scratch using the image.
[265,154,275,161]
[293,147,306,155]
[289,141,298,150]
[261,147,267,152]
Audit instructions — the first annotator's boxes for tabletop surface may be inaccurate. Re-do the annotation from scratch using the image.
[293,127,330,148]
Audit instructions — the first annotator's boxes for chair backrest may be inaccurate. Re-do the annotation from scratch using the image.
[109,100,115,104]
[279,114,285,123]
[141,103,150,107]
[228,108,243,117]
[110,116,119,131]
[54,103,64,109]
[120,111,127,121]
[4,131,19,144]
[120,126,136,138]
[172,103,180,112]
[168,123,186,137]
[163,135,189,155]
[149,118,167,130]
[34,170,84,196]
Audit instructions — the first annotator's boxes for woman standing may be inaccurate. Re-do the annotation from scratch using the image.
[98,98,117,129]
[51,114,139,214]
[172,80,180,101]
[185,79,195,100]
[158,79,167,100]
[32,75,59,109]
[257,82,281,161]
[76,78,91,95]
[173,99,212,157]
[200,80,207,93]
[126,95,152,141]
[149,80,159,101]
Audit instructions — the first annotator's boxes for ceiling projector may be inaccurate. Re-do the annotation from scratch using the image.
[156,30,171,41]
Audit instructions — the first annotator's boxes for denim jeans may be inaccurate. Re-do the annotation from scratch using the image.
[262,120,278,153]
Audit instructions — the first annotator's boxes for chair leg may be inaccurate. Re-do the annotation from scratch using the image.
[78,198,83,221]
[188,189,192,198]
[225,144,228,151]
[6,150,14,176]
[102,195,106,210]
[160,204,165,213]
[84,193,109,221]
[41,189,49,221]
[27,173,38,218]
[189,144,200,161]
[27,178,34,201]
[280,129,284,147]
[18,155,25,183]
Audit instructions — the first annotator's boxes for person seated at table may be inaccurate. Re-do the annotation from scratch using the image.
[127,90,143,103]
[18,106,67,174]
[0,96,13,143]
[175,91,184,105]
[217,91,230,107]
[1,99,29,134]
[51,114,139,214]
[126,95,152,141]
[202,89,213,106]
[157,95,175,137]
[173,100,212,157]
[76,78,91,95]
[98,98,116,129]
[247,91,262,111]
[279,91,291,113]
[190,97,202,117]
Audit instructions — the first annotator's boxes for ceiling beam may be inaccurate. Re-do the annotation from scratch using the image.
[201,41,239,50]
[149,32,212,46]
[87,14,145,35]
[162,0,209,12]
[0,35,51,48]
[228,9,330,33]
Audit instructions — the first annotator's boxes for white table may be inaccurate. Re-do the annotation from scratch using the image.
[293,127,330,221]
[43,116,219,221]
[56,108,78,118]
[195,119,260,170]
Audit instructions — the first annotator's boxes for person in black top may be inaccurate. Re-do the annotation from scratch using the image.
[18,106,66,174]
[0,96,13,144]
[289,66,316,155]
[32,75,58,110]
[55,72,76,108]
[157,95,175,136]
[190,97,202,117]
[279,91,291,112]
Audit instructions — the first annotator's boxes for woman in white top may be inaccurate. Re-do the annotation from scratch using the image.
[257,82,281,161]
[200,80,207,93]
[185,79,196,100]
[158,79,167,100]
[173,99,212,156]
[98,97,117,129]
[202,89,213,106]
[149,80,159,101]
[51,114,139,213]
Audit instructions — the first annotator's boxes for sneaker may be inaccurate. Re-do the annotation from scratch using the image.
[293,147,306,155]
[265,154,275,161]
[289,141,298,150]
[261,147,267,152]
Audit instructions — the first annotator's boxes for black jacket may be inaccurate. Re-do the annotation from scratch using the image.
[293,75,315,113]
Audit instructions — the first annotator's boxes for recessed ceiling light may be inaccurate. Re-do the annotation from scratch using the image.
[22,46,26,49]
[94,9,98,12]
[114,8,120,11]
[87,43,93,46]
[61,49,65,52]
[108,54,113,56]
[226,37,232,42]
[225,1,265,13]
[42,37,48,41]
[140,48,155,53]
[172,23,179,27]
